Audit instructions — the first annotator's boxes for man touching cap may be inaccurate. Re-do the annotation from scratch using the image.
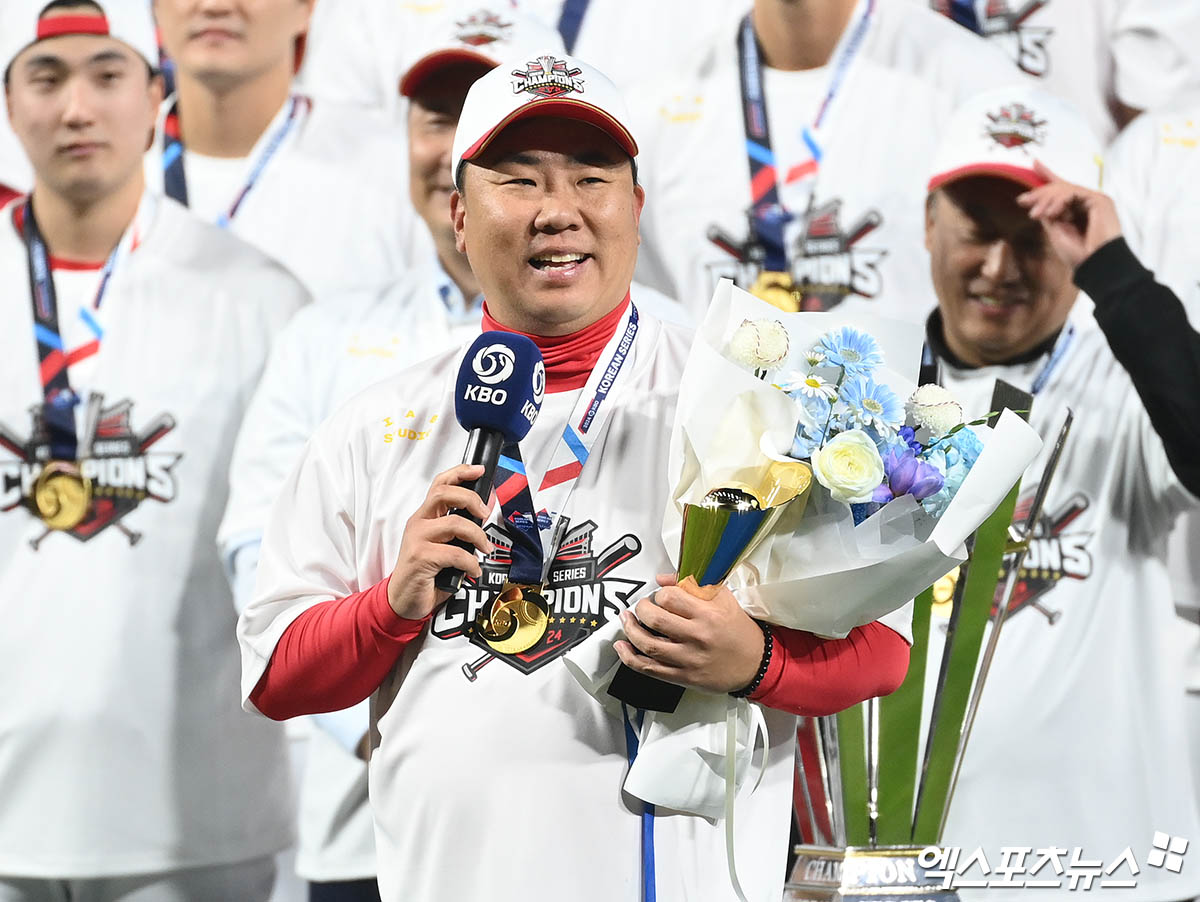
[237,51,911,902]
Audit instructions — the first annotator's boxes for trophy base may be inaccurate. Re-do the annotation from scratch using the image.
[605,664,684,713]
[785,845,959,901]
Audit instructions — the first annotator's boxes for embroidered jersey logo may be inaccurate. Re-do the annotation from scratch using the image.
[431,518,645,678]
[472,342,516,384]
[512,55,584,98]
[932,0,1053,77]
[0,393,181,550]
[986,102,1047,150]
[455,10,512,46]
[707,197,888,311]
[993,490,1092,624]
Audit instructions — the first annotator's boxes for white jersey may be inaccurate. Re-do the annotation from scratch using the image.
[296,0,747,116]
[0,114,31,197]
[932,320,1200,901]
[240,309,803,902]
[631,0,1023,325]
[0,195,306,877]
[921,0,1200,144]
[145,94,429,303]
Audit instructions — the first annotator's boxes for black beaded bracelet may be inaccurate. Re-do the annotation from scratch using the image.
[730,620,773,698]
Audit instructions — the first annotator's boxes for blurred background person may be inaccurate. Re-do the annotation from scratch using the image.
[0,2,306,899]
[922,83,1200,901]
[629,0,1023,324]
[148,0,422,302]
[924,0,1200,143]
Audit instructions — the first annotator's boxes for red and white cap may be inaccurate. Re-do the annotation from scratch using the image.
[1,0,157,78]
[451,49,638,190]
[928,85,1104,193]
[399,6,563,98]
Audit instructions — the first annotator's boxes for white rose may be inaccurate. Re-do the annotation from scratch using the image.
[906,384,964,437]
[811,429,885,504]
[728,318,790,371]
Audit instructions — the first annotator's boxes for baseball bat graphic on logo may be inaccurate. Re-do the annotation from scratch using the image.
[434,333,545,595]
[461,534,643,681]
[842,210,882,248]
[0,423,26,458]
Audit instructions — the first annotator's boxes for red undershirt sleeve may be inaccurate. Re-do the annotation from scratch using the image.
[749,621,910,716]
[249,577,429,721]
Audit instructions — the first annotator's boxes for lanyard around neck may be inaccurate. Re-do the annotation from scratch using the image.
[22,195,147,460]
[162,94,308,228]
[735,1,874,270]
[492,302,640,585]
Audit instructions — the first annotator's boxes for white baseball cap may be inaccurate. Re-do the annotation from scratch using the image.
[451,49,638,190]
[399,7,563,98]
[928,85,1104,193]
[1,0,157,79]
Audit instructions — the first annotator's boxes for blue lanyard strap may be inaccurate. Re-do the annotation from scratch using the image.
[161,95,308,228]
[622,705,656,902]
[556,0,590,53]
[735,3,874,272]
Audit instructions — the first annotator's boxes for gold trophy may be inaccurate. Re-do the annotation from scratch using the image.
[606,458,812,713]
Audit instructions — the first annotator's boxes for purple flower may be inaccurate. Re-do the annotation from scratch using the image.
[877,448,944,503]
[898,425,923,454]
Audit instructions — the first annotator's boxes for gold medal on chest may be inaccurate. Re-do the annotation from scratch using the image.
[750,270,803,313]
[33,460,92,530]
[475,581,550,655]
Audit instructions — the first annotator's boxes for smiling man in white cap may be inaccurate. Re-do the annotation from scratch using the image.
[235,50,912,902]
[920,84,1200,901]
[0,1,306,900]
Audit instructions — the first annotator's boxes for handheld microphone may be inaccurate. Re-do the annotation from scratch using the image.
[434,332,546,595]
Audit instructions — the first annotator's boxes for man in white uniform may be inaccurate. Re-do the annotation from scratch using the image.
[296,0,746,116]
[925,0,1200,144]
[629,0,1025,326]
[237,52,913,902]
[0,2,306,900]
[921,84,1200,901]
[218,12,564,901]
[147,0,421,302]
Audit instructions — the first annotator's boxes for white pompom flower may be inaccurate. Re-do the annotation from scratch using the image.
[906,384,964,437]
[728,318,790,373]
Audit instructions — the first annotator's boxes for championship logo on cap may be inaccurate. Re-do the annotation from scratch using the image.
[455,10,511,46]
[986,102,1047,150]
[511,55,584,98]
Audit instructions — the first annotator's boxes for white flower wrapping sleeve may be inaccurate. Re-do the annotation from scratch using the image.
[663,279,1044,639]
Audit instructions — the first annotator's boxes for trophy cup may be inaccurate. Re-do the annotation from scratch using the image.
[606,458,813,713]
[785,382,1071,902]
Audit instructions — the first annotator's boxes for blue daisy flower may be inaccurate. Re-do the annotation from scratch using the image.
[816,327,884,376]
[841,376,904,433]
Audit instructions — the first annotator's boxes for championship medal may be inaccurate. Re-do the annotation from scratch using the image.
[33,460,92,530]
[475,581,550,654]
[750,270,803,313]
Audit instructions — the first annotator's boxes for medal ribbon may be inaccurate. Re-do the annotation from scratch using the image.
[161,94,309,228]
[21,196,147,460]
[491,302,640,585]
[556,0,591,53]
[736,0,874,271]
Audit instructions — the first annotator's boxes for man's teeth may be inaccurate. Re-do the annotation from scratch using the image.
[977,296,1013,308]
[533,253,585,266]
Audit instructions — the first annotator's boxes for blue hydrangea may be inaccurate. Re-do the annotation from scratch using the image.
[921,426,985,517]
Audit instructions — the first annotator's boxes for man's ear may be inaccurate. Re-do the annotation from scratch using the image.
[632,183,645,245]
[451,189,467,256]
[144,72,165,152]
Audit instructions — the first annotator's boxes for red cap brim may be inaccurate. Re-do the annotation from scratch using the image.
[460,97,638,164]
[927,162,1047,194]
[400,49,501,97]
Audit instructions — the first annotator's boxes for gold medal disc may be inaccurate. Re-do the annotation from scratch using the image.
[750,271,803,313]
[476,582,550,655]
[33,460,92,530]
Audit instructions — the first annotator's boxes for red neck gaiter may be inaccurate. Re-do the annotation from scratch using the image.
[480,292,631,392]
